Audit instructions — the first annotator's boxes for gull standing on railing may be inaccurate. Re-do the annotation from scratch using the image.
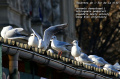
[28,33,39,47]
[50,36,71,56]
[71,40,81,59]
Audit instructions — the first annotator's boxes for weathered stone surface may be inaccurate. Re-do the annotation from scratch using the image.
[0,0,76,44]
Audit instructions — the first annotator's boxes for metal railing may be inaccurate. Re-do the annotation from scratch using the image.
[0,37,119,79]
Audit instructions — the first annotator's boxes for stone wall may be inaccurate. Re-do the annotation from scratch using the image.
[61,0,77,42]
[0,0,77,42]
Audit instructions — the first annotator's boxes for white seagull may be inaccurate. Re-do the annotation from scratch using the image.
[71,40,81,59]
[113,62,120,70]
[1,25,28,39]
[28,33,39,47]
[50,36,71,56]
[88,55,108,64]
[75,52,93,64]
[91,58,105,67]
[88,55,108,67]
[28,23,68,51]
[103,64,119,73]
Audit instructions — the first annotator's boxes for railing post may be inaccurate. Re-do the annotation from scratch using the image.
[8,52,19,79]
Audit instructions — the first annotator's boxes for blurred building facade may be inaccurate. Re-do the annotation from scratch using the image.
[0,0,77,79]
[0,0,77,42]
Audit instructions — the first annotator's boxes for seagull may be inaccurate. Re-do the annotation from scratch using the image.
[103,64,119,73]
[50,35,71,56]
[71,40,81,59]
[89,56,108,68]
[28,33,38,47]
[1,25,28,39]
[28,23,68,51]
[113,62,120,70]
[88,55,108,64]
[91,58,105,67]
[75,52,93,64]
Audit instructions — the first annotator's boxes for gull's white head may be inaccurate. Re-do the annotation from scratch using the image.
[50,36,57,41]
[30,33,35,37]
[1,25,13,38]
[72,40,78,46]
